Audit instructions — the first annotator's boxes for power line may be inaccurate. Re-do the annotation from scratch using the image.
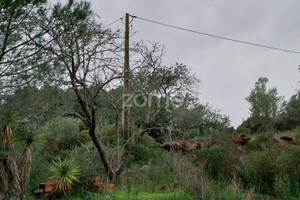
[130,14,300,55]
[103,17,123,28]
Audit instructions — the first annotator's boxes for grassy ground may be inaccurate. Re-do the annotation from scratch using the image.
[58,190,195,200]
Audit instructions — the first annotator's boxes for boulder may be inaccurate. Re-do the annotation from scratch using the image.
[233,132,251,145]
[185,137,201,151]
[34,180,58,198]
[161,140,186,152]
[44,180,58,197]
[280,136,296,145]
[94,176,115,192]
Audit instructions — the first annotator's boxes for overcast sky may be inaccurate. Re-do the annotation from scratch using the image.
[56,0,300,127]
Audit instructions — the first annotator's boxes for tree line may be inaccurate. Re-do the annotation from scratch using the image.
[238,76,300,133]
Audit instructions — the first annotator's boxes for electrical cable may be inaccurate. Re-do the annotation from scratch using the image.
[103,17,123,28]
[130,14,300,55]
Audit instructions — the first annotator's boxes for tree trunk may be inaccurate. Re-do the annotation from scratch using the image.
[89,130,114,181]
[19,146,32,199]
[0,125,21,199]
[6,154,21,199]
[0,161,8,200]
[89,109,114,181]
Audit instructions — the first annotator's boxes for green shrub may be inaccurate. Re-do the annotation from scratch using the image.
[277,145,300,175]
[292,126,300,133]
[40,117,88,155]
[245,132,276,151]
[236,125,250,134]
[194,145,235,179]
[101,124,121,146]
[66,143,106,182]
[274,145,300,198]
[294,132,300,144]
[237,149,278,194]
[208,130,233,147]
[100,123,139,147]
[100,124,163,166]
[128,134,164,166]
[237,146,300,198]
[28,152,52,192]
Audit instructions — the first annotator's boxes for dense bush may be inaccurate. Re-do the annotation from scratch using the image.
[100,124,164,166]
[208,130,233,147]
[274,145,300,198]
[295,132,300,144]
[100,124,122,146]
[66,143,106,182]
[236,125,251,134]
[28,118,90,192]
[194,145,236,179]
[28,153,52,192]
[237,149,278,194]
[128,134,164,166]
[39,117,88,156]
[244,132,276,151]
[237,145,300,198]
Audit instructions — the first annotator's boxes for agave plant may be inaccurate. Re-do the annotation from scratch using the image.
[49,158,81,196]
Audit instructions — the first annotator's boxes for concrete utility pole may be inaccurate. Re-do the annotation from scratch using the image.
[122,13,130,140]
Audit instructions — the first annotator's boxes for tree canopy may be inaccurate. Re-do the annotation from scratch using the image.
[245,77,283,132]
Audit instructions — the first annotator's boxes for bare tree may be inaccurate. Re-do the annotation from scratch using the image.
[39,0,124,182]
[38,0,199,183]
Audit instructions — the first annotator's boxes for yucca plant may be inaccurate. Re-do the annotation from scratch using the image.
[0,108,21,199]
[18,129,37,198]
[0,108,18,152]
[49,158,81,196]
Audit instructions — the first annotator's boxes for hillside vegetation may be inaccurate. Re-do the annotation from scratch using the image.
[0,0,299,199]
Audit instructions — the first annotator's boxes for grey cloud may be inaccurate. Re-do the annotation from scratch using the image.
[72,0,300,127]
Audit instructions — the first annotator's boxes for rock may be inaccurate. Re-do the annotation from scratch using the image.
[95,176,103,186]
[44,180,58,197]
[185,137,201,151]
[93,176,115,193]
[34,180,58,198]
[280,136,296,145]
[233,132,251,145]
[161,140,186,152]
